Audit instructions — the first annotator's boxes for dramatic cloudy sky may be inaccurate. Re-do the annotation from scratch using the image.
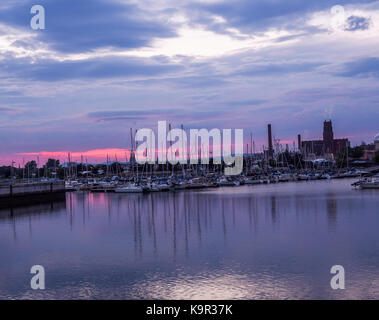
[1,0,379,165]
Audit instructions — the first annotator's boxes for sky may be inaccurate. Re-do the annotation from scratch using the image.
[0,0,379,165]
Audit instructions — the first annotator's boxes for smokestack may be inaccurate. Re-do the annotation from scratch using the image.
[268,124,273,159]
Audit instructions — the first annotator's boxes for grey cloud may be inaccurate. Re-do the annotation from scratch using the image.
[234,62,325,77]
[345,16,371,31]
[0,57,182,82]
[334,57,379,78]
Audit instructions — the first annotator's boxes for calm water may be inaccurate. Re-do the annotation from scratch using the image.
[0,179,378,300]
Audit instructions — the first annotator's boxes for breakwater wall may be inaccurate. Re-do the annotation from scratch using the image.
[0,181,65,207]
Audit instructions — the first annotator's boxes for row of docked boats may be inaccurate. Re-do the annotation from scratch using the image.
[64,169,367,193]
[66,177,220,193]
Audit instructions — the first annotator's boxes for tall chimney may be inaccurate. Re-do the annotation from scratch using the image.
[268,124,273,159]
[298,134,302,153]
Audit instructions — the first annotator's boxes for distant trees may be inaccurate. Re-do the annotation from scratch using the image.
[0,166,11,179]
[42,159,62,179]
[45,159,60,169]
[349,146,364,159]
[0,159,64,180]
[25,160,37,174]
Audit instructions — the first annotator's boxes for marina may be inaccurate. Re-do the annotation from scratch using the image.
[2,123,377,196]
[1,163,377,202]
[1,133,377,300]
[60,166,377,193]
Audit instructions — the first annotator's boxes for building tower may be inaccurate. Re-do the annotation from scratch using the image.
[323,120,334,154]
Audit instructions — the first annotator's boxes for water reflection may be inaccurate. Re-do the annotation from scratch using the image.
[0,200,66,241]
[1,179,379,299]
[326,196,338,230]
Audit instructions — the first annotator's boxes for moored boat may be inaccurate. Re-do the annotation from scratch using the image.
[115,184,143,193]
[352,175,379,189]
[217,178,237,187]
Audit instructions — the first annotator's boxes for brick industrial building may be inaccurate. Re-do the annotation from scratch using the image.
[299,120,350,157]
